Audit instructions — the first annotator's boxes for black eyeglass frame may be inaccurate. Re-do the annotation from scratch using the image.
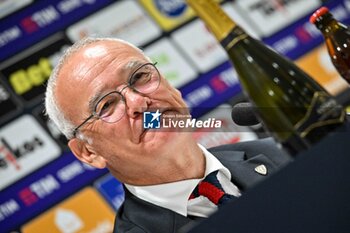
[72,62,160,137]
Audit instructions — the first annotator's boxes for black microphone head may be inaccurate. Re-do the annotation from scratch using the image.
[231,102,260,126]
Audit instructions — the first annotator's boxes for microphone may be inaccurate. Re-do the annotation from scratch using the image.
[231,102,260,126]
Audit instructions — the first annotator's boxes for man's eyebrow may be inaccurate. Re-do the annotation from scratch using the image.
[88,91,104,113]
[124,60,144,70]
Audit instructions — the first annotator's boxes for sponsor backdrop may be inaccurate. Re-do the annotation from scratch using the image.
[0,0,349,232]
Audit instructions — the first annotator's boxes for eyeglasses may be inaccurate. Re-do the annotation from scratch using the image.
[72,62,160,137]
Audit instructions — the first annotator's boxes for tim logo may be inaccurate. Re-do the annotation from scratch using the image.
[143,110,161,129]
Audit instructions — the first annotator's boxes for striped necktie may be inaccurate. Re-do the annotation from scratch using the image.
[189,170,235,206]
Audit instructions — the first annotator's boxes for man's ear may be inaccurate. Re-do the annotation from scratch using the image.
[68,138,107,169]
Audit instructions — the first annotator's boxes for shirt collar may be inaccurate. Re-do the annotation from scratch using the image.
[124,144,231,216]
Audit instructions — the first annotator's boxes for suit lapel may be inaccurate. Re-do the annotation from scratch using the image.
[118,188,196,233]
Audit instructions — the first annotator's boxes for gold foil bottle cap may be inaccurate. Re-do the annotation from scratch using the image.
[186,0,236,41]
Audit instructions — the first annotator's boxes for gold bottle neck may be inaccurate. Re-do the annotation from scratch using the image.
[186,0,236,41]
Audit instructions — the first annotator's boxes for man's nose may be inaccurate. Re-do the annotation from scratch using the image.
[122,87,150,118]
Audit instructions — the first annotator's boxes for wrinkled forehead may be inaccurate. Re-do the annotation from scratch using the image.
[82,40,140,55]
[76,40,145,63]
[61,40,148,81]
[83,43,109,58]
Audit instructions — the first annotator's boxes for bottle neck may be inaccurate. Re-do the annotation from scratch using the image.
[314,13,342,35]
[186,0,237,41]
[221,26,248,50]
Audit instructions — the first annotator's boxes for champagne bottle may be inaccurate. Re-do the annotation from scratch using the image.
[310,7,350,84]
[186,0,345,155]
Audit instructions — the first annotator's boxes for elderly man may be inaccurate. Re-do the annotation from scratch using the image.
[45,37,291,233]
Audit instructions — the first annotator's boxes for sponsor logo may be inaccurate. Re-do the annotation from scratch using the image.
[0,136,44,171]
[18,175,61,206]
[172,19,227,73]
[8,57,52,95]
[0,26,22,47]
[184,85,214,108]
[154,0,187,17]
[0,34,71,104]
[0,115,61,190]
[67,1,161,46]
[222,3,260,39]
[22,188,115,233]
[139,0,194,31]
[248,0,302,16]
[20,6,61,34]
[232,0,320,37]
[144,38,197,88]
[0,199,20,222]
[183,66,239,109]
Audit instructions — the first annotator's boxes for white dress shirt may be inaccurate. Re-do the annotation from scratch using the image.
[125,144,241,218]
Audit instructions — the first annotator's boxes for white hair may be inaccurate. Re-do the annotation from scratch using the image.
[45,37,145,140]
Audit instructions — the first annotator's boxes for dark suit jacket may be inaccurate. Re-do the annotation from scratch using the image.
[114,138,292,233]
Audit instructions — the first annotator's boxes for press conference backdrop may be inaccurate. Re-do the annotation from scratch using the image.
[0,0,349,232]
